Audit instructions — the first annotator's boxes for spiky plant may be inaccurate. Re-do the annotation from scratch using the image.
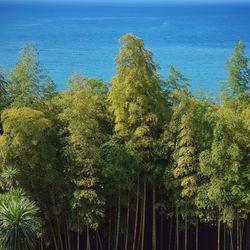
[0,166,18,191]
[0,189,40,250]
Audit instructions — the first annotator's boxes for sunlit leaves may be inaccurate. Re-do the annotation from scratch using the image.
[222,40,250,99]
[6,43,56,108]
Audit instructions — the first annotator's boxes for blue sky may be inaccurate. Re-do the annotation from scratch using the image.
[1,0,250,3]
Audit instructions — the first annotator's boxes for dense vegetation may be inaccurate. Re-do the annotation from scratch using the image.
[0,34,249,250]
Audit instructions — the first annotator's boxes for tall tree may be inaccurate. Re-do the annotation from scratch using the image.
[199,105,250,250]
[109,33,167,138]
[109,33,168,250]
[61,75,111,249]
[7,43,56,107]
[101,137,138,250]
[223,41,250,98]
[164,87,215,250]
[0,107,66,249]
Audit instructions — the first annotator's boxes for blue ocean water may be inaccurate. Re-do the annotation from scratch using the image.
[0,3,250,93]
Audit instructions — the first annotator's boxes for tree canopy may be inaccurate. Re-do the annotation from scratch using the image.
[0,34,249,250]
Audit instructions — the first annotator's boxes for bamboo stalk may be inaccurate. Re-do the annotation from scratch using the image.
[132,175,140,250]
[141,178,146,250]
[152,186,156,250]
[125,195,130,250]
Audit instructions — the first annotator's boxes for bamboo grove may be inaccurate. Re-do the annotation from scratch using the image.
[0,34,249,250]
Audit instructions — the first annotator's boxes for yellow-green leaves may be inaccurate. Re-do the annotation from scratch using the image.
[61,76,109,230]
[109,33,167,139]
[199,104,250,224]
[1,107,51,148]
[165,64,189,92]
[222,40,250,99]
[7,43,56,108]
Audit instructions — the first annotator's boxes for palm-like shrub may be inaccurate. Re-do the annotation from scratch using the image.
[0,166,18,191]
[0,189,40,250]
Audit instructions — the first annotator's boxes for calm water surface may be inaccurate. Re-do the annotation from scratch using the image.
[0,3,250,92]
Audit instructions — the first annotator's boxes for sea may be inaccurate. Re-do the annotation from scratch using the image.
[0,2,250,94]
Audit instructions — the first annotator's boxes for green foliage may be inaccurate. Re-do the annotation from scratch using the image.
[109,33,167,138]
[223,41,250,98]
[164,89,215,222]
[0,189,41,250]
[0,74,7,109]
[165,64,189,91]
[0,35,249,249]
[61,76,110,230]
[0,107,67,242]
[101,137,138,191]
[199,106,250,225]
[6,43,56,107]
[0,166,18,191]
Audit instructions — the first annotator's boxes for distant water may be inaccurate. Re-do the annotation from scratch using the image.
[0,3,250,93]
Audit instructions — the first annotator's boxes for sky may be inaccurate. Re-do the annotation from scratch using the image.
[1,0,250,4]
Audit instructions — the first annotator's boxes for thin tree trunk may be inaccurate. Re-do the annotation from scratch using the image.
[115,188,121,250]
[168,215,173,250]
[67,226,71,250]
[240,220,244,250]
[96,231,99,250]
[176,208,179,250]
[136,201,143,250]
[246,217,250,250]
[174,223,176,250]
[49,192,59,250]
[108,212,111,250]
[237,219,243,250]
[160,213,163,250]
[77,215,80,250]
[97,230,104,250]
[196,220,199,250]
[230,228,234,250]
[125,195,130,250]
[57,235,60,250]
[132,175,140,250]
[218,213,221,250]
[227,227,230,250]
[40,238,43,250]
[86,224,90,250]
[239,220,241,250]
[152,186,156,250]
[49,221,59,250]
[64,227,68,250]
[141,178,146,250]
[224,224,226,250]
[58,227,64,250]
[237,218,239,250]
[185,215,188,250]
[103,223,106,250]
